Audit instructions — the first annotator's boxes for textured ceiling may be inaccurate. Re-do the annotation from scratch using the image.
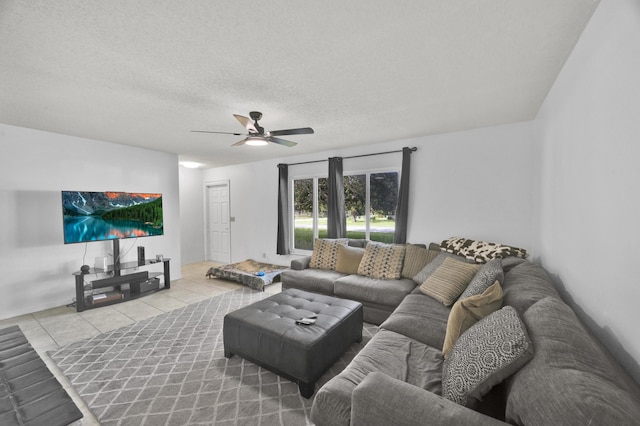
[0,1,599,168]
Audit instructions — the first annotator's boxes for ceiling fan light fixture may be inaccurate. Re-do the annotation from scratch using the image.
[245,136,268,146]
[180,161,202,169]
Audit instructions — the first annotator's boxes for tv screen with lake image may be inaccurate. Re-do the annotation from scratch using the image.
[62,191,163,244]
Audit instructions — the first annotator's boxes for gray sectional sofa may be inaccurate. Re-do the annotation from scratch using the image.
[281,239,419,325]
[281,239,640,425]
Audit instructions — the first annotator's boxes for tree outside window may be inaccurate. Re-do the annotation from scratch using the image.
[293,178,314,250]
[345,172,397,243]
[293,171,398,250]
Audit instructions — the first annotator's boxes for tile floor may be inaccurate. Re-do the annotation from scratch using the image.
[0,261,283,425]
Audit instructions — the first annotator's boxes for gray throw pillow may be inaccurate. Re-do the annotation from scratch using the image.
[442,306,534,408]
[459,258,504,299]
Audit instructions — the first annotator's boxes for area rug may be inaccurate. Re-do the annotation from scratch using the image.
[205,259,288,291]
[50,288,377,426]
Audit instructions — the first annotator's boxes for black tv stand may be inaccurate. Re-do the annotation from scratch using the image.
[73,258,171,312]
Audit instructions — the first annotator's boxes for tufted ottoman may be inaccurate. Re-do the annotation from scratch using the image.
[223,288,363,398]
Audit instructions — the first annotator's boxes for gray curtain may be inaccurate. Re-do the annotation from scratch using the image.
[393,147,413,244]
[327,157,346,238]
[276,163,291,255]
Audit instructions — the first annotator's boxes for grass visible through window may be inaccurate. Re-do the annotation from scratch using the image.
[294,224,395,250]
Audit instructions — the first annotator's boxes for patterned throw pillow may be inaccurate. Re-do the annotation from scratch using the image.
[412,252,475,285]
[440,237,528,263]
[418,257,480,306]
[442,281,503,357]
[309,238,348,270]
[401,244,440,279]
[357,242,406,280]
[442,306,534,408]
[459,258,504,299]
[335,245,365,274]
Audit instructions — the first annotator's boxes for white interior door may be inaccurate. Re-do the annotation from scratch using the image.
[206,182,231,263]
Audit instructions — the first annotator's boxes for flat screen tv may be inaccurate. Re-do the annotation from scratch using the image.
[62,191,163,244]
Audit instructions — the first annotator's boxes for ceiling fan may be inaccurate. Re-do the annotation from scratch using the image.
[191,111,313,147]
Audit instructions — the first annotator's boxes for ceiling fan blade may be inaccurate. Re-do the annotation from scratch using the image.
[268,136,297,147]
[231,138,247,146]
[233,114,259,134]
[269,127,314,136]
[191,130,244,135]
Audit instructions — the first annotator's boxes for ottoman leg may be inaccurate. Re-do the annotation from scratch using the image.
[224,346,234,358]
[299,381,315,399]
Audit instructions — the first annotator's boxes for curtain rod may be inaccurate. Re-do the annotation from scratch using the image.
[281,146,417,167]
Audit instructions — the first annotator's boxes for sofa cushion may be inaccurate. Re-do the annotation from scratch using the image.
[357,303,397,326]
[309,238,348,270]
[505,296,640,425]
[401,244,440,279]
[351,372,508,426]
[442,281,503,357]
[379,292,451,349]
[335,245,365,274]
[442,306,534,408]
[501,260,560,316]
[500,256,526,272]
[347,239,368,248]
[460,258,504,299]
[311,329,443,426]
[290,255,311,271]
[419,257,480,306]
[357,242,406,279]
[280,268,347,295]
[413,252,475,285]
[334,274,415,308]
[440,237,528,263]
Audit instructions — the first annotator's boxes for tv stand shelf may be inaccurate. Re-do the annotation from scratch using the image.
[73,259,170,312]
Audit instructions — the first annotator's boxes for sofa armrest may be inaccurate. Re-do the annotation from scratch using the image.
[290,256,311,270]
[351,372,507,426]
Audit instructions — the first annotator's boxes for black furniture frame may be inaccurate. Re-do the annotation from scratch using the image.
[73,258,170,312]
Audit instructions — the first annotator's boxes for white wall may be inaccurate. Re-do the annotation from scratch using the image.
[405,122,534,249]
[201,121,535,266]
[203,160,281,264]
[179,166,205,264]
[193,3,640,384]
[0,124,182,320]
[534,0,640,381]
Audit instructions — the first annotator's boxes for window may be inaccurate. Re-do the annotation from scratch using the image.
[292,170,399,251]
[293,178,314,250]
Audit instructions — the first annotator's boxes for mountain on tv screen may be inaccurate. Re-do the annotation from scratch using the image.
[62,191,163,244]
